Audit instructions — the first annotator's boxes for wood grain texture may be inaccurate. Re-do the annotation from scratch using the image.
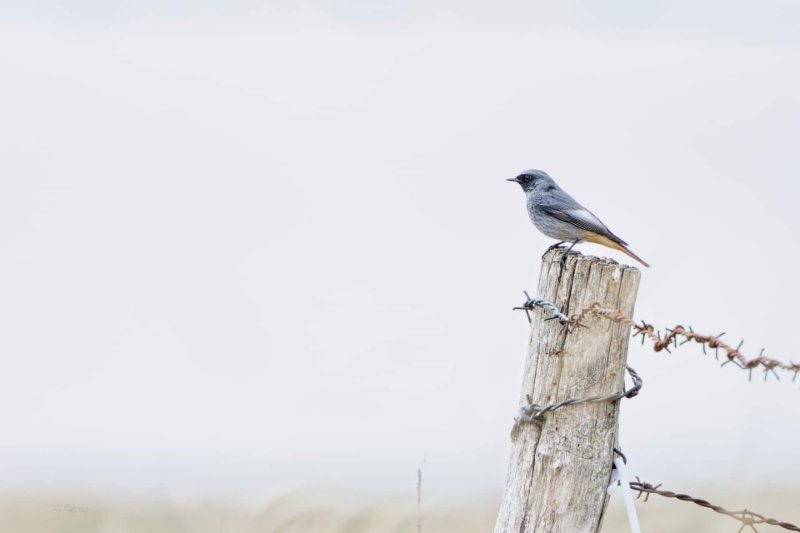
[494,249,641,533]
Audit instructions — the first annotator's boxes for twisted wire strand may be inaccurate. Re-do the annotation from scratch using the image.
[512,366,642,437]
[630,479,800,532]
[518,366,642,422]
[513,291,570,324]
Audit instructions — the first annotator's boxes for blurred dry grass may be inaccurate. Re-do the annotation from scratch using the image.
[0,487,797,532]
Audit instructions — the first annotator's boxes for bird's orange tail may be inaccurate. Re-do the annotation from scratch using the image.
[612,242,650,268]
[584,233,650,268]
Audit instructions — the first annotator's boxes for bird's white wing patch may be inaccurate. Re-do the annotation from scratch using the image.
[540,204,623,242]
[564,208,605,232]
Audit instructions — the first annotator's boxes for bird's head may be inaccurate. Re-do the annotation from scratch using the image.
[506,169,554,192]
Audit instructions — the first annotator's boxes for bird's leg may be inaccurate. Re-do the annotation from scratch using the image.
[541,241,565,260]
[558,240,580,270]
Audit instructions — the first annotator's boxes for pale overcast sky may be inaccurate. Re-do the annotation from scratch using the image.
[0,1,798,502]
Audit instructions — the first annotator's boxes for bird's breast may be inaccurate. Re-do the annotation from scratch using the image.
[527,195,584,241]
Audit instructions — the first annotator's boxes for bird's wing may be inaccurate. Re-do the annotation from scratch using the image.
[540,203,627,245]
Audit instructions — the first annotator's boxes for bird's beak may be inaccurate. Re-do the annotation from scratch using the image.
[506,177,520,183]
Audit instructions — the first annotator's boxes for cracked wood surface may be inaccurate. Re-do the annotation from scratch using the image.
[494,250,641,533]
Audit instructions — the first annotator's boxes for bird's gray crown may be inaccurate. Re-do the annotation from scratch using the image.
[520,169,551,179]
[509,169,555,191]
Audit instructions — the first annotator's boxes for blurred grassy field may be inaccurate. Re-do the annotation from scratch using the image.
[1,487,797,532]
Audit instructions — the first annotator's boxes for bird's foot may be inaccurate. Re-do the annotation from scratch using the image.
[556,240,580,278]
[559,251,569,271]
[541,241,565,260]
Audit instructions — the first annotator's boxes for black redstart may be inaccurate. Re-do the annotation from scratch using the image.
[508,169,649,268]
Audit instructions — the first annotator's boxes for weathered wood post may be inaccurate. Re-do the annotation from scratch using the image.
[494,249,641,533]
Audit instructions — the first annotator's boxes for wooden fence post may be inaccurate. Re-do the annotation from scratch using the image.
[494,249,641,533]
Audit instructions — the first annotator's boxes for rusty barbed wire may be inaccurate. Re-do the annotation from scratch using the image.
[512,366,641,437]
[514,295,800,382]
[629,479,800,532]
[584,303,800,382]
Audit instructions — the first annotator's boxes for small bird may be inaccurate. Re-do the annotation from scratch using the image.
[507,169,649,268]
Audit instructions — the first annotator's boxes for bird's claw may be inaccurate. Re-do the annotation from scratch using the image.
[559,251,569,270]
[555,241,580,280]
[541,242,565,260]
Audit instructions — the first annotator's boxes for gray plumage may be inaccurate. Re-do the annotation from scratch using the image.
[508,169,649,267]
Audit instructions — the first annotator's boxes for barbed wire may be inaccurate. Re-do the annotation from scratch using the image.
[586,304,800,382]
[512,366,641,436]
[514,295,800,382]
[513,293,799,531]
[629,479,800,532]
[513,291,570,324]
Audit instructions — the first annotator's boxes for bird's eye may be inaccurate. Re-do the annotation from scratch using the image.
[520,175,531,183]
